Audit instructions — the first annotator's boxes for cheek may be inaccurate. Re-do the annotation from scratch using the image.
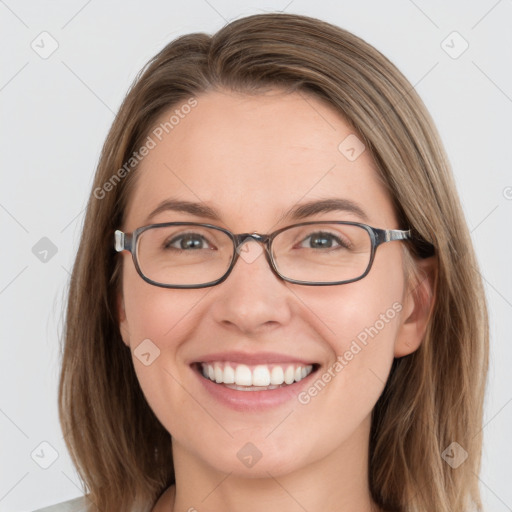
[296,247,405,408]
[120,267,209,417]
[329,284,402,368]
[323,289,401,405]
[307,247,404,355]
[122,263,208,345]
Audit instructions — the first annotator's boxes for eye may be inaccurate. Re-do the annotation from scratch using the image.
[164,233,213,251]
[298,231,350,250]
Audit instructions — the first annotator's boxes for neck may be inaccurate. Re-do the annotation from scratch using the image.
[170,415,381,512]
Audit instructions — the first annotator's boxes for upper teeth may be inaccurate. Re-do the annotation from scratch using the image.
[201,362,314,387]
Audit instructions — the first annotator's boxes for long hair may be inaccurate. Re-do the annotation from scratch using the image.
[59,13,488,512]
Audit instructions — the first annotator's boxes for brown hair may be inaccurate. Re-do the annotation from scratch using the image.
[59,12,488,512]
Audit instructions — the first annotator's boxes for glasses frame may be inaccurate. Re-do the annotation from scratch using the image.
[114,221,412,289]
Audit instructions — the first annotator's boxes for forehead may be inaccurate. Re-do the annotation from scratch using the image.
[123,88,397,231]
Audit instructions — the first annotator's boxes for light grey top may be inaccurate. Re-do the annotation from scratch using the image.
[33,496,89,512]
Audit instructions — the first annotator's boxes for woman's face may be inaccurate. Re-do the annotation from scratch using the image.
[118,88,418,478]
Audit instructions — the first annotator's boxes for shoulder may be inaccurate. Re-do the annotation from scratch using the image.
[32,496,89,512]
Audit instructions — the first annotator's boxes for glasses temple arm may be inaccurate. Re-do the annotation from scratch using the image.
[373,228,411,245]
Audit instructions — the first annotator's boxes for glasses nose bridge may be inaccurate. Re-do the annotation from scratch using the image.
[229,231,279,284]
[233,232,272,251]
[231,232,276,275]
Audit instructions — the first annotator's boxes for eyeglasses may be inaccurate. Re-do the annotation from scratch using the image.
[114,221,412,288]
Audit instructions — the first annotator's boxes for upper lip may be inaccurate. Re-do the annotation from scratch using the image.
[191,351,317,365]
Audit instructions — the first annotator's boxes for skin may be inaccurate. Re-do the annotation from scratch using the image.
[117,88,434,512]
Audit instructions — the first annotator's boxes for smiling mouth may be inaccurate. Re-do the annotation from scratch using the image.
[193,361,319,391]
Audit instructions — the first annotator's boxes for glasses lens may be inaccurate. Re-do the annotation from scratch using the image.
[272,223,372,284]
[136,225,234,286]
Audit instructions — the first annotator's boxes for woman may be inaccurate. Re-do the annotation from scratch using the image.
[53,12,488,512]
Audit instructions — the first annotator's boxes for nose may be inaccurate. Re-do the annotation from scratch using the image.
[209,238,293,335]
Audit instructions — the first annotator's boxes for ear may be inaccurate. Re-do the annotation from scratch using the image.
[117,293,131,347]
[394,256,436,358]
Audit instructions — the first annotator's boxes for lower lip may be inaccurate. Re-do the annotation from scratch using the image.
[193,365,318,411]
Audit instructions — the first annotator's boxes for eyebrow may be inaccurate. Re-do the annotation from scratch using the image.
[145,197,369,224]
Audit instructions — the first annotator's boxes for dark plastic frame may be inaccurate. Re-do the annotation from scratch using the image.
[114,221,414,289]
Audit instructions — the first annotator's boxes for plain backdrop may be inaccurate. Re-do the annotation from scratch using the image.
[1,1,511,511]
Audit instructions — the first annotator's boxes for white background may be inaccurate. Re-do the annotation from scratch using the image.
[1,1,511,511]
